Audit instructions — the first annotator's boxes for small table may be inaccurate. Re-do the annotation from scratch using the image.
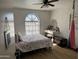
[53,35,67,47]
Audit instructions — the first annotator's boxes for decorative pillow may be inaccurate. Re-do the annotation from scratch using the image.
[15,34,18,43]
[18,34,22,42]
[17,32,23,42]
[15,32,23,43]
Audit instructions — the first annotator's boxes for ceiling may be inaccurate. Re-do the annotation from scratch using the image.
[0,0,73,10]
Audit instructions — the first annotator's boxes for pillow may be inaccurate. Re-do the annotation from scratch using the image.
[15,32,23,43]
[18,34,22,42]
[17,32,23,42]
[15,34,21,43]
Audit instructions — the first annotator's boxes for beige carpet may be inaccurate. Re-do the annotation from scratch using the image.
[20,45,77,59]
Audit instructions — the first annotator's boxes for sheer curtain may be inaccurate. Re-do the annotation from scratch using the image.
[25,14,40,35]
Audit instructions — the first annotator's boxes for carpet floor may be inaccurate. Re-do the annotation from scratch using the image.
[20,44,78,59]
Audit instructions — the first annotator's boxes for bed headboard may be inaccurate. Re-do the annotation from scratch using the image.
[15,33,22,43]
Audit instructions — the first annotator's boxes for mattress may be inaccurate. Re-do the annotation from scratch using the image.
[16,34,53,52]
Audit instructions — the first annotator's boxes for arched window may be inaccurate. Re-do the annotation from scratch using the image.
[25,14,40,35]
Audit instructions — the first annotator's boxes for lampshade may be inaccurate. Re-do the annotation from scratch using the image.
[50,20,57,27]
[44,30,53,35]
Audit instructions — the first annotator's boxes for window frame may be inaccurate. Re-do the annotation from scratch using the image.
[25,14,40,35]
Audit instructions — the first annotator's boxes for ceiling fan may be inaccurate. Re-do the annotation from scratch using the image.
[33,0,59,8]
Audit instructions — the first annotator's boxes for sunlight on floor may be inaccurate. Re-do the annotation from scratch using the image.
[53,43,57,47]
[51,38,57,47]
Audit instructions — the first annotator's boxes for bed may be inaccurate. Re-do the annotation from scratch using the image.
[15,34,53,52]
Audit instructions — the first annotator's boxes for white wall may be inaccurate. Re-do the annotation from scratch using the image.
[51,7,72,38]
[50,0,78,48]
[14,8,51,35]
[74,0,78,48]
[50,0,73,38]
[0,18,5,52]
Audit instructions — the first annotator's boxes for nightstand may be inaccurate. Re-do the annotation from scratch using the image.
[53,32,67,47]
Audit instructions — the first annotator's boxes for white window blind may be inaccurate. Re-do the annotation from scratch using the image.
[25,14,40,35]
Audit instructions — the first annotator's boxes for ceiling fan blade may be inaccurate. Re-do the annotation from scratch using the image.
[48,4,55,7]
[41,4,45,8]
[33,3,43,5]
[48,0,59,3]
